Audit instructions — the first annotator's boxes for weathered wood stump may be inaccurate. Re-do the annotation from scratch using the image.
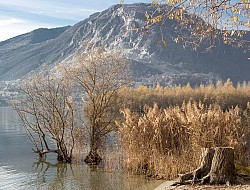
[203,147,236,185]
[178,148,215,183]
[173,147,237,186]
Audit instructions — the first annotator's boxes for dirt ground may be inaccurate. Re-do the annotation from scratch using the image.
[155,177,250,190]
[169,184,250,190]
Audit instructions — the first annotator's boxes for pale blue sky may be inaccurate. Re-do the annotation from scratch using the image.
[0,0,150,41]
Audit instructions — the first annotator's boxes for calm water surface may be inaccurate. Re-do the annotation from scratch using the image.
[0,107,163,190]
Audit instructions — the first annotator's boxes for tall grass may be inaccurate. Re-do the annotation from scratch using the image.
[72,80,250,179]
[117,101,250,179]
[119,79,250,111]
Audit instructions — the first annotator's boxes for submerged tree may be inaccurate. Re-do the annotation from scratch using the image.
[66,49,130,165]
[12,72,76,163]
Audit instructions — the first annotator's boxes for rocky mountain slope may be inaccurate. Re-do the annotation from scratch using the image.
[0,3,249,86]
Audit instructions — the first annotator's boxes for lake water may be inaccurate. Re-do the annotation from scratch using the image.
[0,107,163,190]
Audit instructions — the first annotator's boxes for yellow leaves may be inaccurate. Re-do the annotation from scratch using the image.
[245,21,250,27]
[233,7,239,14]
[168,13,174,19]
[158,39,167,46]
[153,15,163,22]
[145,14,163,24]
[145,12,149,20]
[151,0,159,5]
[195,23,201,31]
[168,0,179,5]
[223,30,230,36]
[175,14,181,20]
[231,30,235,36]
[174,38,179,43]
[238,30,246,37]
[162,40,167,46]
[168,9,183,20]
[232,16,238,23]
[120,0,123,4]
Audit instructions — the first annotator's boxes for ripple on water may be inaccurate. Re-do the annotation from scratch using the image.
[0,107,164,190]
[0,166,31,190]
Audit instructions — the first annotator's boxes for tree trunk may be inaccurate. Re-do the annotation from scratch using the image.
[178,148,215,183]
[84,135,102,165]
[207,147,236,184]
[174,147,237,186]
[57,152,72,163]
[84,149,102,165]
[33,148,72,163]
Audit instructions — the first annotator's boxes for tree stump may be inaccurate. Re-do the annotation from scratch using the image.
[178,148,215,183]
[173,147,237,186]
[204,147,236,185]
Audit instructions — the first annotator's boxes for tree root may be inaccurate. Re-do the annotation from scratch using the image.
[172,147,237,186]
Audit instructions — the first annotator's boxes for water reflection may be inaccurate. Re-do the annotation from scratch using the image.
[0,107,163,190]
[30,161,67,189]
[29,161,163,190]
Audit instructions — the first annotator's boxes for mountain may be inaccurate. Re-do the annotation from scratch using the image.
[0,3,249,86]
[0,26,71,80]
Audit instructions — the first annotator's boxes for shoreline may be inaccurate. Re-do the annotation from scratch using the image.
[154,181,250,190]
[153,181,176,190]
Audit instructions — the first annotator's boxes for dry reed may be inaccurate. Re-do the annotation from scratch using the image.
[73,80,250,179]
[117,101,250,179]
[119,79,250,111]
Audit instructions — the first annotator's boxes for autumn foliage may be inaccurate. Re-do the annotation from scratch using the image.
[119,79,250,111]
[129,0,250,50]
[116,80,250,179]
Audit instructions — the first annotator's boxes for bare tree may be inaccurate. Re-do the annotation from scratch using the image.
[66,49,130,165]
[12,72,76,163]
